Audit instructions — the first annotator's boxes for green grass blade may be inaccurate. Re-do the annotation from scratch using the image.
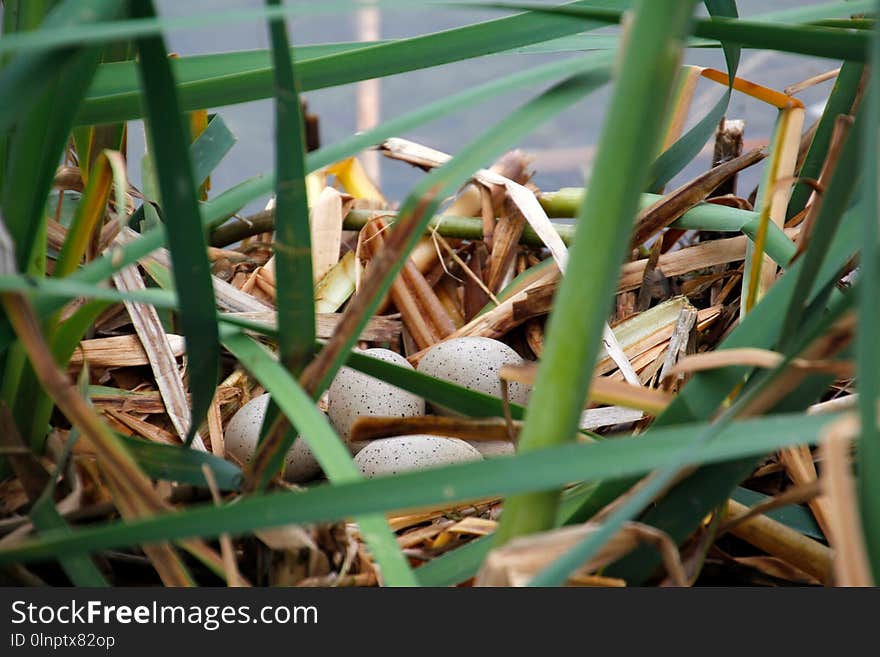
[477,1,870,60]
[30,435,109,587]
[221,329,417,587]
[0,0,123,134]
[132,0,219,447]
[119,434,243,491]
[29,499,109,586]
[647,0,740,191]
[348,350,527,420]
[787,61,864,219]
[53,155,114,279]
[694,16,868,61]
[416,535,493,586]
[856,0,880,580]
[87,43,381,99]
[29,300,111,445]
[265,0,314,376]
[0,410,842,566]
[246,0,320,493]
[190,113,237,187]
[731,487,824,541]
[778,112,863,349]
[0,275,176,308]
[1,46,101,273]
[494,0,697,545]
[0,2,405,55]
[75,0,630,126]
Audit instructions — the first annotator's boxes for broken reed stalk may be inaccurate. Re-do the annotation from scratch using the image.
[820,414,874,586]
[725,499,832,583]
[630,147,765,249]
[350,415,519,443]
[711,118,746,198]
[493,0,697,546]
[360,218,455,349]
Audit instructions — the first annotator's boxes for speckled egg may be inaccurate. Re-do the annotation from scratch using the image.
[327,348,425,451]
[224,393,322,483]
[467,440,515,458]
[416,336,531,414]
[354,434,483,477]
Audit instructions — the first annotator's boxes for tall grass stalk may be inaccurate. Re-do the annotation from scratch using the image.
[495,0,698,544]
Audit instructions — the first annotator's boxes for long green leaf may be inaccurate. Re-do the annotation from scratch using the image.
[416,535,493,586]
[132,0,219,447]
[29,500,109,586]
[86,42,383,99]
[731,487,824,541]
[778,111,863,349]
[265,0,314,377]
[477,1,871,60]
[119,434,243,491]
[247,0,319,494]
[0,410,842,565]
[0,275,176,307]
[1,54,100,274]
[647,0,740,192]
[787,61,864,219]
[495,0,696,544]
[0,2,410,55]
[75,0,631,126]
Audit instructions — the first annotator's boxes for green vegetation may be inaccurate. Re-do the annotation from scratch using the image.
[0,0,874,587]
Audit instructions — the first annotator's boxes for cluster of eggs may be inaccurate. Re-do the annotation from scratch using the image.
[225,337,530,481]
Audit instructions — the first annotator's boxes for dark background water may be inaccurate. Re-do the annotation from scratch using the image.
[51,1,851,211]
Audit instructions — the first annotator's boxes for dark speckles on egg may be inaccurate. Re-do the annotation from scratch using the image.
[416,337,531,415]
[327,348,426,448]
[224,393,322,483]
[354,434,482,478]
